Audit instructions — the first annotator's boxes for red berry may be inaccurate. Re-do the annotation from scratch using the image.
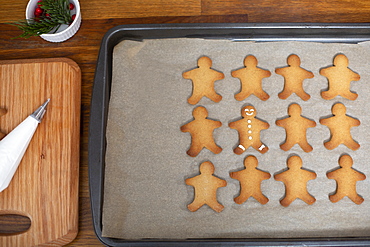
[34,10,41,17]
[37,0,43,7]
[45,13,50,17]
[69,3,75,10]
[35,7,43,14]
[69,14,76,25]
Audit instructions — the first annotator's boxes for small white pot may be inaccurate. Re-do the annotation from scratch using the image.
[26,0,81,42]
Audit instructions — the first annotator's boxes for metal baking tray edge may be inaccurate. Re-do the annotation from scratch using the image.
[88,23,370,246]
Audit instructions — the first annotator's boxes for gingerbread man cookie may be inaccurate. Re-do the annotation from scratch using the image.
[276,104,316,152]
[230,155,271,205]
[185,161,227,212]
[229,105,269,154]
[275,54,314,101]
[181,106,222,157]
[274,155,316,207]
[319,103,360,150]
[320,54,360,100]
[231,55,271,101]
[327,155,366,204]
[183,56,224,105]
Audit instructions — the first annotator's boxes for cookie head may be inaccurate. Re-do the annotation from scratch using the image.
[332,103,346,115]
[287,54,301,67]
[197,56,212,68]
[193,106,208,119]
[200,161,215,174]
[339,154,353,168]
[244,55,258,67]
[333,54,349,68]
[244,155,258,168]
[242,105,257,118]
[287,103,302,115]
[287,155,302,169]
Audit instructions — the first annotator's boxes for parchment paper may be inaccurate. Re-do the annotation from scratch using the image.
[102,39,370,239]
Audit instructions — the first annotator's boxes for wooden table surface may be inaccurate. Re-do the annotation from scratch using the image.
[1,0,370,246]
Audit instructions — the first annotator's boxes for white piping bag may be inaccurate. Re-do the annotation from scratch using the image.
[0,99,50,193]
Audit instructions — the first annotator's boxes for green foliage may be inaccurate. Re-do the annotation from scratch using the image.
[9,0,73,39]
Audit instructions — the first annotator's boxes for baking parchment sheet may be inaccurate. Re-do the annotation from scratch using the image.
[102,39,370,239]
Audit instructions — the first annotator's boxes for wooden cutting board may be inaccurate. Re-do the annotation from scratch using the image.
[0,58,81,246]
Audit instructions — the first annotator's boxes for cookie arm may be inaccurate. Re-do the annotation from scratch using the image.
[259,170,271,180]
[305,118,316,128]
[185,177,194,186]
[319,117,330,126]
[326,170,335,179]
[351,118,361,127]
[213,120,222,128]
[275,119,285,127]
[261,120,270,130]
[228,120,239,129]
[305,70,314,79]
[274,173,283,181]
[354,170,366,181]
[182,70,193,79]
[180,123,190,133]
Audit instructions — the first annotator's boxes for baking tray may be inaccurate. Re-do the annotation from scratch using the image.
[88,23,370,246]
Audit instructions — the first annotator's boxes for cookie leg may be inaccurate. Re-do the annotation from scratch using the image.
[234,144,247,155]
[329,192,345,203]
[187,200,204,212]
[343,139,360,151]
[301,193,316,205]
[342,91,358,101]
[349,194,364,205]
[254,193,269,205]
[321,90,337,100]
[324,139,340,150]
[207,91,222,103]
[187,93,203,105]
[280,194,295,207]
[234,193,250,204]
[253,142,268,154]
[278,89,292,100]
[187,143,203,157]
[235,90,251,101]
[206,142,223,155]
[254,90,270,101]
[299,141,313,153]
[280,141,294,151]
[207,201,225,213]
[296,90,311,101]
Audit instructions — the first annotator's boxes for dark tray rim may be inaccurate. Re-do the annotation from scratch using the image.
[88,23,370,246]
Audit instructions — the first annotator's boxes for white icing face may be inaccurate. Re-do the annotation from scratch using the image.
[243,106,256,117]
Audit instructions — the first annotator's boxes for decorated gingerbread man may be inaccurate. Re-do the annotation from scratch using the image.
[230,155,271,205]
[320,103,360,150]
[183,56,224,105]
[275,54,314,101]
[181,106,222,157]
[276,103,316,152]
[327,155,366,204]
[274,155,316,207]
[231,55,271,101]
[320,54,360,100]
[229,105,269,154]
[185,161,227,212]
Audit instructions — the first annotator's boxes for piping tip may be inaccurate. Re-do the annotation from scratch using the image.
[31,99,50,122]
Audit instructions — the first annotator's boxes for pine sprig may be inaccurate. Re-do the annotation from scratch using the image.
[9,0,73,39]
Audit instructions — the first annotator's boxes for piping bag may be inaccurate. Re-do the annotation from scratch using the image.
[0,99,50,193]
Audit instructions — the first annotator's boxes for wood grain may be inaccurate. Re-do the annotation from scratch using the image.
[1,0,370,245]
[0,58,80,246]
